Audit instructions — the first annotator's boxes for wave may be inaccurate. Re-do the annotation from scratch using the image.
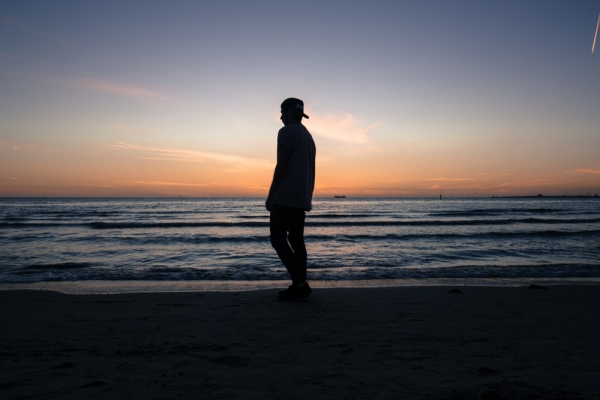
[86,217,600,229]
[237,213,378,219]
[3,217,600,230]
[23,262,96,270]
[0,222,80,228]
[1,217,31,222]
[4,263,600,283]
[51,228,600,246]
[328,229,600,242]
[428,208,566,217]
[88,221,267,229]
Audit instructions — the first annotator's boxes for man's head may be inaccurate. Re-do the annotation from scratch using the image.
[280,98,309,125]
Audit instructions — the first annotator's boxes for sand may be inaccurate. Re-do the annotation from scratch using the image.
[1,285,599,399]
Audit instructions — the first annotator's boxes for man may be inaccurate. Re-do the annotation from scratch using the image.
[266,98,316,301]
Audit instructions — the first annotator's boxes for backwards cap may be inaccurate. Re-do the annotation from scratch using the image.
[281,98,309,119]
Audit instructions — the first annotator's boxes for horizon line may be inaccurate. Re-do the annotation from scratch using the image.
[1,194,599,200]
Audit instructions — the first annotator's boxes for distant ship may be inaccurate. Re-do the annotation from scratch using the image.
[333,195,346,198]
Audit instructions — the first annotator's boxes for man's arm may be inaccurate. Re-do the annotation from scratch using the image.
[266,145,292,211]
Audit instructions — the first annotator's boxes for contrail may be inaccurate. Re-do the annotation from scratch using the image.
[593,12,600,53]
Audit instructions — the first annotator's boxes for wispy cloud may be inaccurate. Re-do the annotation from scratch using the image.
[0,139,40,152]
[242,183,270,190]
[424,177,475,182]
[77,183,115,188]
[0,68,172,103]
[307,112,380,144]
[135,180,209,187]
[386,177,475,183]
[66,79,171,101]
[575,169,600,175]
[98,142,271,169]
[496,177,565,189]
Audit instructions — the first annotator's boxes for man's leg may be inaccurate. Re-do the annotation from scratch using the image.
[269,207,301,284]
[287,209,307,283]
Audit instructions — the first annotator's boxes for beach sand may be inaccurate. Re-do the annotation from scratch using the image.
[1,285,599,399]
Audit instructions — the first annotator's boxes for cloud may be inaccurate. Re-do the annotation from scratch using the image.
[98,142,272,169]
[386,177,475,183]
[66,79,171,101]
[424,177,475,182]
[242,183,270,190]
[0,139,40,152]
[135,180,209,187]
[495,177,565,189]
[0,67,168,103]
[575,169,600,175]
[77,184,115,188]
[307,112,380,144]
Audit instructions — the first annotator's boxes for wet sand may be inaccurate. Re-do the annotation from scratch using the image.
[1,285,599,399]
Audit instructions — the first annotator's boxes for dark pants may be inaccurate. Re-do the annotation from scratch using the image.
[269,205,307,284]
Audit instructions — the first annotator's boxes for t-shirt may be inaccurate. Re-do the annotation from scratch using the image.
[272,122,316,211]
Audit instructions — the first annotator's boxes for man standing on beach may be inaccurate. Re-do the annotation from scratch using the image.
[266,98,316,301]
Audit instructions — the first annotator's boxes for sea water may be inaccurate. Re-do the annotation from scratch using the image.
[1,197,599,290]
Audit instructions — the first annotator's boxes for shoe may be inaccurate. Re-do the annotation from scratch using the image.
[301,282,312,298]
[279,284,294,297]
[279,282,312,301]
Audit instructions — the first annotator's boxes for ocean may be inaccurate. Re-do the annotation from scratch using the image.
[1,197,599,291]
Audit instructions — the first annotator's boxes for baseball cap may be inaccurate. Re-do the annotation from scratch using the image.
[281,98,309,119]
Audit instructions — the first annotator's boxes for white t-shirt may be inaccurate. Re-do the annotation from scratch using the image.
[272,122,316,211]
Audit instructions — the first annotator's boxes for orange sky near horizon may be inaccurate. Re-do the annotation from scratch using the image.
[2,125,599,198]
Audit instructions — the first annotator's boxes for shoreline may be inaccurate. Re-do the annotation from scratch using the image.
[1,285,599,398]
[2,277,600,294]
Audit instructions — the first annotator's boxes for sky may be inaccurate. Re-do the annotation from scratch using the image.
[1,0,599,197]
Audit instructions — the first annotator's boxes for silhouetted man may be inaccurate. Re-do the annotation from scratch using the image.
[266,98,316,301]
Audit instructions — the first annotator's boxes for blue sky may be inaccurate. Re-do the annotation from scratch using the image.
[1,0,599,196]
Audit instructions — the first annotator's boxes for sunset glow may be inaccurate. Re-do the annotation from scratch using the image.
[1,1,599,197]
